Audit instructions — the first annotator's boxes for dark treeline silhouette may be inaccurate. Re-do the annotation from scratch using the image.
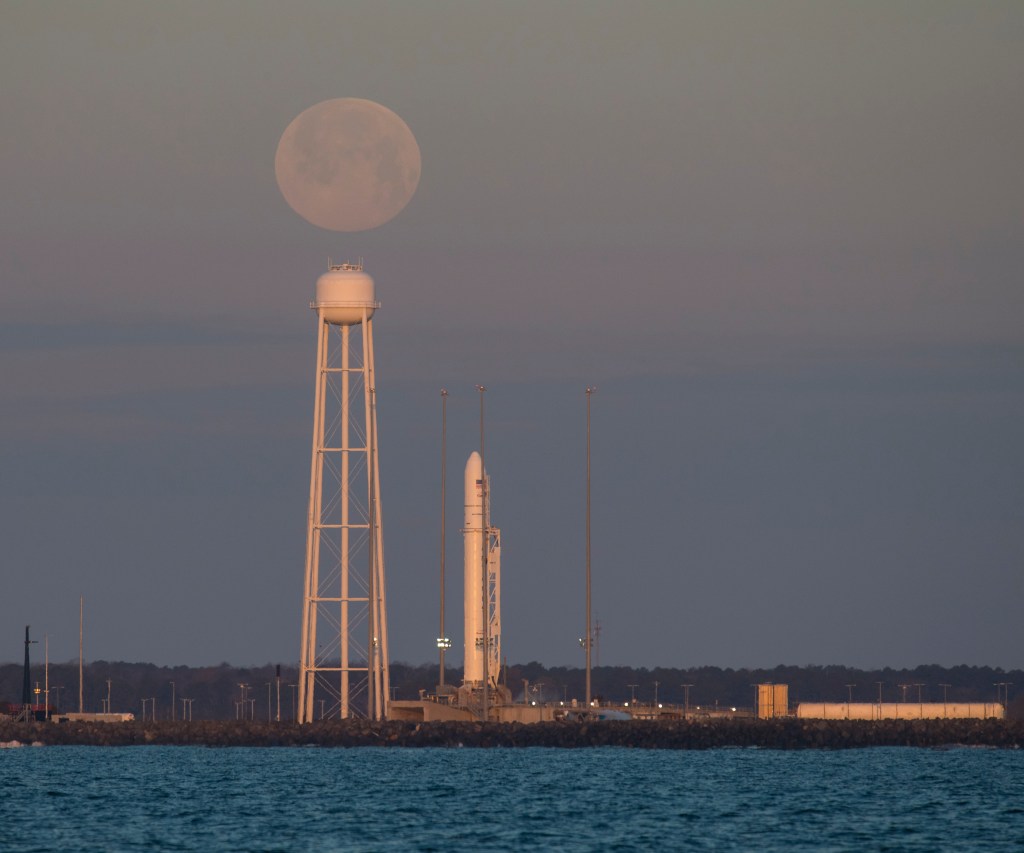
[2,661,1021,720]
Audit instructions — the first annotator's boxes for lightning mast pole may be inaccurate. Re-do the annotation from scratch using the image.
[476,384,489,721]
[439,389,449,687]
[585,387,595,708]
[79,596,84,713]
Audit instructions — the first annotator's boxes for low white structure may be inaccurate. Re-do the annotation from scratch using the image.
[796,702,1004,720]
[55,712,135,723]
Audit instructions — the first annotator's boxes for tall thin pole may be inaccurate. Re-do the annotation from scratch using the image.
[44,635,49,719]
[79,596,84,714]
[585,386,595,708]
[439,389,448,687]
[342,323,351,719]
[476,384,489,721]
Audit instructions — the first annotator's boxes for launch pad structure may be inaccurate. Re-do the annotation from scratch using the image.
[298,262,389,722]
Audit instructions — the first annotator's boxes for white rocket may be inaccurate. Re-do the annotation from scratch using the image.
[463,451,501,687]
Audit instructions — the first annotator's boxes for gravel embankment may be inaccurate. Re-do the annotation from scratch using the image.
[2,717,1022,749]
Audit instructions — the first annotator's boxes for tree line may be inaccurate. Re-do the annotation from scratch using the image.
[2,660,1020,720]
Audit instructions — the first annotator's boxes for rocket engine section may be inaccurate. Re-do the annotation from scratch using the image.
[463,451,501,688]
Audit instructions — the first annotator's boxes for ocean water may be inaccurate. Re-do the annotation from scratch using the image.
[1,746,1022,852]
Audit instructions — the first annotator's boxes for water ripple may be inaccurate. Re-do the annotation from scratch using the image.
[1,746,1023,851]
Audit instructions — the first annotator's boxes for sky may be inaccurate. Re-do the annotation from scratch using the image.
[2,1,1022,671]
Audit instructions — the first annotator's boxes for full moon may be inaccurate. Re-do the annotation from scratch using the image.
[275,98,421,232]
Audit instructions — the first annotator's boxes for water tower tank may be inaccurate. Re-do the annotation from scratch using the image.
[312,263,378,326]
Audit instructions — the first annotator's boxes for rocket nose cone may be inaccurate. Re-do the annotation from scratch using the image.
[465,452,483,511]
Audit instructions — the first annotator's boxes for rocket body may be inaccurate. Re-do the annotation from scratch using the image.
[463,451,500,686]
[463,452,485,684]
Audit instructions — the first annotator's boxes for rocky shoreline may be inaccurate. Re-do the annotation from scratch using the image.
[2,717,1022,749]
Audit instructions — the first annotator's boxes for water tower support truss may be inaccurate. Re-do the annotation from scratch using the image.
[299,305,389,722]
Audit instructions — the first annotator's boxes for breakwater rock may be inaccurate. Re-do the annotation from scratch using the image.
[2,717,1023,749]
[2,716,1024,749]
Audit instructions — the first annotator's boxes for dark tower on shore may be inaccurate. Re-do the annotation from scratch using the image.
[22,626,32,709]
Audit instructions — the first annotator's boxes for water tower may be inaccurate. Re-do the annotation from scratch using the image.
[298,261,389,722]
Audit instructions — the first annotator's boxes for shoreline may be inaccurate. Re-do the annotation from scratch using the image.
[2,718,1022,749]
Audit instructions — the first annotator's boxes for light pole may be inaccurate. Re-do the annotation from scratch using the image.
[680,684,693,717]
[653,680,660,707]
[170,681,175,721]
[875,682,884,720]
[845,684,856,719]
[628,684,639,705]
